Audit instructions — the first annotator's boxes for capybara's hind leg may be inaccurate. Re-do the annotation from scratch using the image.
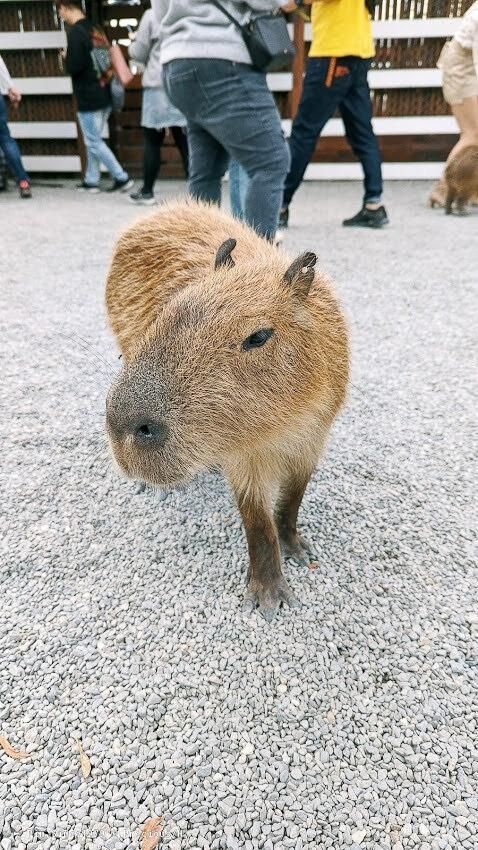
[455,196,469,216]
[236,490,299,621]
[445,190,455,215]
[275,466,319,568]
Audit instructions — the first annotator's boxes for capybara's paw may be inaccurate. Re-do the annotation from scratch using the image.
[243,576,300,622]
[280,534,319,569]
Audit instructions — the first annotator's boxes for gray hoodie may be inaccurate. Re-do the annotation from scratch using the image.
[128,9,163,88]
[151,0,287,66]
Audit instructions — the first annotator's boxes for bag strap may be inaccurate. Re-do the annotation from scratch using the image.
[208,0,247,35]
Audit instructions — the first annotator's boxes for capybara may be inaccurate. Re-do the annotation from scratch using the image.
[444,144,478,214]
[105,200,349,620]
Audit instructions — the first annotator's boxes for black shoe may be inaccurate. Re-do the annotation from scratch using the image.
[129,189,156,206]
[76,181,100,193]
[278,206,289,228]
[107,177,134,193]
[343,205,389,228]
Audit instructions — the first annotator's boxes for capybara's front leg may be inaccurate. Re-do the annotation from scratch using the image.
[275,468,319,568]
[455,196,469,216]
[238,496,298,621]
[445,190,455,215]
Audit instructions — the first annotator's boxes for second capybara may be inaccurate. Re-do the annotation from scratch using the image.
[445,144,478,215]
[105,199,349,620]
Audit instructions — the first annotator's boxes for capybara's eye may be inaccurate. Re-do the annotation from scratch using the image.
[242,329,274,351]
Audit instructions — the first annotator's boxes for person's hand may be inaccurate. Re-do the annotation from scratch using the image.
[8,87,21,105]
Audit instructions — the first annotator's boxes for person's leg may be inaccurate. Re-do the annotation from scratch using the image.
[229,158,247,219]
[283,58,349,209]
[79,109,128,183]
[339,59,383,207]
[163,61,229,204]
[142,127,164,194]
[447,97,478,162]
[186,119,229,205]
[170,125,189,177]
[0,94,30,184]
[77,111,102,185]
[186,60,290,239]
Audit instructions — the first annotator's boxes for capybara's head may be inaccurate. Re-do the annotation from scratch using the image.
[106,239,338,487]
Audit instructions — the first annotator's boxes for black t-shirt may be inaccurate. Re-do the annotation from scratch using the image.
[65,19,111,112]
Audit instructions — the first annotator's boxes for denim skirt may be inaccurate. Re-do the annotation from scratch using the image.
[141,85,186,130]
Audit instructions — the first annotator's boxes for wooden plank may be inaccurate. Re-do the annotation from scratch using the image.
[293,17,460,41]
[0,31,66,50]
[268,68,443,92]
[14,77,73,95]
[290,17,305,119]
[10,121,77,139]
[309,134,457,162]
[280,116,459,136]
[23,155,81,172]
[305,162,443,179]
[21,156,443,179]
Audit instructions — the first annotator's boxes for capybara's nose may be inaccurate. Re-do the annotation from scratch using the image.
[132,419,169,446]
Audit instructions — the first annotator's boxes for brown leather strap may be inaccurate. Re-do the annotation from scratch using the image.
[325,57,336,87]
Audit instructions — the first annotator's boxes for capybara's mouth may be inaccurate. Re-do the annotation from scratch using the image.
[107,433,193,488]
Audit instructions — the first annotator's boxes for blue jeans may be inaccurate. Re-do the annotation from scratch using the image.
[284,57,383,207]
[229,159,249,220]
[77,108,127,185]
[0,95,30,184]
[163,59,290,240]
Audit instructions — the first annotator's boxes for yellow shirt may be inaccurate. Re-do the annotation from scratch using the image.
[309,0,375,59]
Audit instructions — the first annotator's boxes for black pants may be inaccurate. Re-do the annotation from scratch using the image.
[283,56,383,207]
[142,125,189,194]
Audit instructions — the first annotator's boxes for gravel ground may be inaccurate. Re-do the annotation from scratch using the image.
[1,179,477,850]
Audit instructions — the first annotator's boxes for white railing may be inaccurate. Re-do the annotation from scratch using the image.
[4,16,456,177]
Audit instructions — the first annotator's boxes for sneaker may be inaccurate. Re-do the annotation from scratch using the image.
[278,206,289,228]
[18,179,32,199]
[342,205,389,228]
[129,189,156,206]
[106,177,134,193]
[76,181,100,193]
[274,228,285,246]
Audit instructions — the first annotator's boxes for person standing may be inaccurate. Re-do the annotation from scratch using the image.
[280,0,388,229]
[57,0,133,193]
[151,0,295,242]
[128,7,188,205]
[429,0,478,207]
[0,54,32,198]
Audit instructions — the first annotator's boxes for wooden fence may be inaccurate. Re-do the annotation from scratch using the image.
[0,0,474,179]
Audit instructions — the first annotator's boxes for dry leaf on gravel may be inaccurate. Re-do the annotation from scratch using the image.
[0,735,29,760]
[141,816,164,850]
[75,739,91,779]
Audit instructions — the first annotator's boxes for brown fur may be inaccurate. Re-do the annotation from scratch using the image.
[105,199,349,619]
[444,144,478,214]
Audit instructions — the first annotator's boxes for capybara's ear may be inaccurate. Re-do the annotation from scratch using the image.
[283,251,317,299]
[214,238,237,270]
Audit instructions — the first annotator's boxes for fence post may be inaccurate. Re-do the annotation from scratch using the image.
[290,15,305,119]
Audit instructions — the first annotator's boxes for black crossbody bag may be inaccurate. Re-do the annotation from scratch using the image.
[210,0,296,73]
